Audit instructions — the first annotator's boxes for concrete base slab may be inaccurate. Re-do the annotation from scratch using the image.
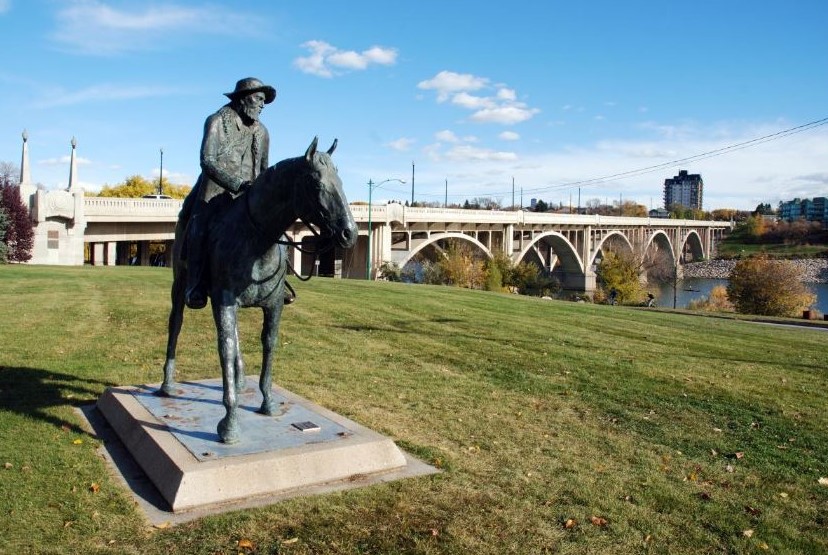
[93,378,435,518]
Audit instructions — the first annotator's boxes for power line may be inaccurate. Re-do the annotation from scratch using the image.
[388,116,828,200]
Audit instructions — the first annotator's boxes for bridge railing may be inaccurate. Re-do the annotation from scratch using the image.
[350,203,730,228]
[84,197,183,219]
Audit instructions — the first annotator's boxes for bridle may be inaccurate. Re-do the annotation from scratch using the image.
[244,169,337,282]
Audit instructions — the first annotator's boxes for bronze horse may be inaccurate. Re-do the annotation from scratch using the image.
[159,137,357,443]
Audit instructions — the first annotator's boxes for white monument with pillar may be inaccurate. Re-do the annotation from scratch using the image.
[20,133,87,265]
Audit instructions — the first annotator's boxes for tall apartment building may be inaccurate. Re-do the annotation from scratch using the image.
[663,170,704,210]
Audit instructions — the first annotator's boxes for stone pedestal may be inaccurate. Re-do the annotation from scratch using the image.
[97,378,419,513]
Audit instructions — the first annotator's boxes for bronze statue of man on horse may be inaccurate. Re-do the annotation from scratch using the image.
[159,78,357,443]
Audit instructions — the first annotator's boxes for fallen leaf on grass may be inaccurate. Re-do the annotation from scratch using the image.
[237,539,254,549]
[89,483,100,493]
[590,516,608,527]
[743,529,754,538]
[154,521,171,530]
[430,529,439,537]
[72,439,83,445]
[725,465,735,473]
[779,492,788,498]
[281,537,298,545]
[564,519,577,529]
[3,463,12,470]
[698,492,712,501]
[734,452,745,460]
[745,505,762,516]
[713,428,723,433]
[758,542,769,550]
[818,477,828,487]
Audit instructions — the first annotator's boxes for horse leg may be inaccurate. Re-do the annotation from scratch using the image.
[213,300,241,444]
[158,270,186,396]
[258,303,283,415]
[233,319,246,394]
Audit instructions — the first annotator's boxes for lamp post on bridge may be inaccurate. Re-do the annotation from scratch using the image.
[366,178,406,280]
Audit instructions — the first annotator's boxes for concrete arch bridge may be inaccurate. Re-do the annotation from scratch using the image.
[24,192,730,294]
[353,203,731,293]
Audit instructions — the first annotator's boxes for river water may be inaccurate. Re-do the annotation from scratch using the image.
[651,278,828,314]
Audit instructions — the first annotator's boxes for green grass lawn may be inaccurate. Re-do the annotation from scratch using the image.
[1,265,826,554]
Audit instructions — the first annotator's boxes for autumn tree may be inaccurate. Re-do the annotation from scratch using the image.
[437,240,486,289]
[96,175,191,199]
[688,285,733,312]
[0,178,34,263]
[619,200,647,217]
[726,255,816,317]
[0,206,9,263]
[738,215,766,242]
[596,249,647,305]
[642,246,680,308]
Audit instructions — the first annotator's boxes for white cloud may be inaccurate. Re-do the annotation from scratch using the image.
[470,105,540,125]
[417,71,488,102]
[435,130,460,143]
[51,1,255,55]
[445,145,517,162]
[451,92,495,110]
[39,155,91,166]
[387,137,415,152]
[497,88,516,101]
[420,70,539,125]
[388,120,828,211]
[34,83,182,108]
[499,131,520,141]
[294,40,397,78]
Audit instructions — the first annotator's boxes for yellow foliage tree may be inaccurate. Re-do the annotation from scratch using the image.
[688,285,734,312]
[726,255,815,316]
[437,240,486,289]
[596,249,647,304]
[95,175,191,199]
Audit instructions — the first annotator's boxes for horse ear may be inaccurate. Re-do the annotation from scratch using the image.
[327,138,338,156]
[305,136,319,162]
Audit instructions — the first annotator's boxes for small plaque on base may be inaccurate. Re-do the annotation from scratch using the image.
[292,421,320,432]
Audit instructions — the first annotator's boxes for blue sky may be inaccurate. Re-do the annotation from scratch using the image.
[1,0,826,211]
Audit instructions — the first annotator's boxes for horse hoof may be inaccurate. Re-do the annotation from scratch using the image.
[218,417,240,444]
[155,384,174,397]
[258,400,277,416]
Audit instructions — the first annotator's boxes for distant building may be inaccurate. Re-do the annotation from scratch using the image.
[779,197,828,223]
[663,170,703,210]
[648,208,670,218]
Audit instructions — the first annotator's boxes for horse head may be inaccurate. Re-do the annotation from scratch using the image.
[294,137,357,249]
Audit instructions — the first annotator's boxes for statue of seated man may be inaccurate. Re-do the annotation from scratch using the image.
[184,77,295,309]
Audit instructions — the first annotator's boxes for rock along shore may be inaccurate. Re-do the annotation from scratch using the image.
[683,258,828,283]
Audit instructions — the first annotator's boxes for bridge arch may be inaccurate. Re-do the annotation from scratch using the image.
[588,231,634,268]
[514,231,583,274]
[399,232,493,268]
[642,230,675,261]
[681,229,705,261]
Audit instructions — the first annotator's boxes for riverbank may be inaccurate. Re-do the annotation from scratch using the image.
[684,258,828,283]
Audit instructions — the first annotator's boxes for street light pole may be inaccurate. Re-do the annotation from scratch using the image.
[158,148,164,196]
[366,178,405,280]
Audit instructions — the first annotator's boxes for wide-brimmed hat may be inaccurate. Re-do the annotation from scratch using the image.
[224,77,276,104]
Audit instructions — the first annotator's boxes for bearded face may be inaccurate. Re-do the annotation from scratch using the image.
[237,92,266,123]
